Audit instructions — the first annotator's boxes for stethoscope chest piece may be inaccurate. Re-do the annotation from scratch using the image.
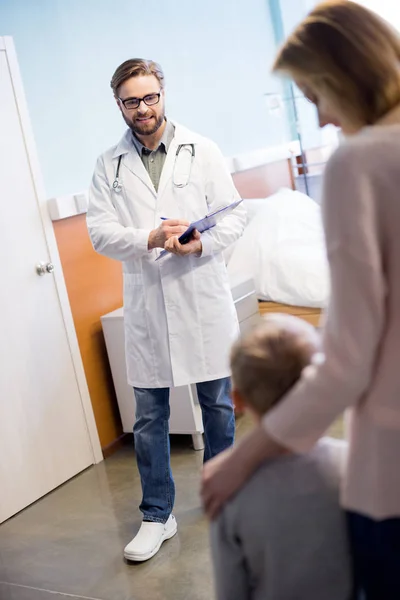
[112,155,123,192]
[112,178,122,192]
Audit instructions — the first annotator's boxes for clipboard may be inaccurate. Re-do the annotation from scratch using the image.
[155,199,243,261]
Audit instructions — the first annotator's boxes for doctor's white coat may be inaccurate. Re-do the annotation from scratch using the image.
[87,122,246,388]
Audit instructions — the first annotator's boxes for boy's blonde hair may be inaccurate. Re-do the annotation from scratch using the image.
[231,314,319,415]
[273,0,400,127]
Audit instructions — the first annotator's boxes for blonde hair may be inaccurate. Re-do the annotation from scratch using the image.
[273,0,400,127]
[110,58,165,96]
[231,314,319,415]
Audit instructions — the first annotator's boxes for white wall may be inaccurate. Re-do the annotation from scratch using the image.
[279,0,313,36]
[354,1,400,30]
[0,0,290,198]
[277,0,328,151]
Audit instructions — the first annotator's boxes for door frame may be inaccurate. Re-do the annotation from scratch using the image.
[2,36,103,464]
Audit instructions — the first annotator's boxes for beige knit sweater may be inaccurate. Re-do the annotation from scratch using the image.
[264,105,400,519]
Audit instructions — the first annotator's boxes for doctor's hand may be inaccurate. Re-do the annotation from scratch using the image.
[164,229,202,256]
[201,426,284,519]
[148,219,190,250]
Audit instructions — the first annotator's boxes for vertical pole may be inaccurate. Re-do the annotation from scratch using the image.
[268,0,309,194]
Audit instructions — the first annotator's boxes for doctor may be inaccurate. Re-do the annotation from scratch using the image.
[87,58,246,562]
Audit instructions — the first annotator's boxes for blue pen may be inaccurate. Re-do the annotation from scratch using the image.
[160,217,169,220]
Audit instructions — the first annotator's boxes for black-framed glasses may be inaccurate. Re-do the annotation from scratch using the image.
[118,92,161,110]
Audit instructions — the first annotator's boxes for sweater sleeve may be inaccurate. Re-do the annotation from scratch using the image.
[263,143,386,452]
[210,511,251,600]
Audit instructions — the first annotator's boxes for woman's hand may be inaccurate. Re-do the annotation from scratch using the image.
[201,425,284,519]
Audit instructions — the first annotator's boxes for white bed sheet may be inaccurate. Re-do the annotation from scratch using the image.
[226,189,329,308]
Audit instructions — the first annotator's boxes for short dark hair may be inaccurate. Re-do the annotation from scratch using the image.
[231,314,319,415]
[110,58,165,96]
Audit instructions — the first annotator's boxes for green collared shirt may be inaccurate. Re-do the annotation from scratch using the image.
[131,119,175,192]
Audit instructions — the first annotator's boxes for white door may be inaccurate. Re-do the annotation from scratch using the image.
[0,38,99,523]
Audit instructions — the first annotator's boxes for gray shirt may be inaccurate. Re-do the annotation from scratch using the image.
[131,119,175,192]
[210,438,351,600]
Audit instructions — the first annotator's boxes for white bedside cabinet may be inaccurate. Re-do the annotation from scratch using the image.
[101,277,259,451]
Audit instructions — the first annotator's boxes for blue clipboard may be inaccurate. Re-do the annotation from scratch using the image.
[155,199,243,261]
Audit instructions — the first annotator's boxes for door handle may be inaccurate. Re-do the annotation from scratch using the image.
[36,262,55,276]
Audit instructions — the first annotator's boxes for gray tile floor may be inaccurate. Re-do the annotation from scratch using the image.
[0,413,344,600]
[0,416,253,600]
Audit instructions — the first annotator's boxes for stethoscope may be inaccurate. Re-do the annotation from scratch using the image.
[112,156,123,192]
[172,143,195,188]
[112,143,195,192]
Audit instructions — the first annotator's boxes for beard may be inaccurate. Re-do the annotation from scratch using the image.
[122,107,165,137]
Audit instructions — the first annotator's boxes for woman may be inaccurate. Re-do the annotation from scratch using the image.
[201,2,400,598]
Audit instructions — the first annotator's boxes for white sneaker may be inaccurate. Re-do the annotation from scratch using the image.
[124,515,177,562]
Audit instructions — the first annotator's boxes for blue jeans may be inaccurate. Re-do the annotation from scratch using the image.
[133,377,234,523]
[347,511,400,600]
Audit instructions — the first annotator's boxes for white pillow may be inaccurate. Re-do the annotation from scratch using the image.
[243,197,273,224]
[223,195,283,265]
[227,188,329,308]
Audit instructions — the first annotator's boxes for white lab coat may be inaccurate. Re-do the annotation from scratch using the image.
[87,122,246,388]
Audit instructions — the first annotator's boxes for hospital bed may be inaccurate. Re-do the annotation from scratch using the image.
[230,155,325,327]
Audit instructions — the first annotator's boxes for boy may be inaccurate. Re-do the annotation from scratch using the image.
[210,314,351,600]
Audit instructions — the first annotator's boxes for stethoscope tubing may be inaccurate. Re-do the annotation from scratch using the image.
[112,143,195,192]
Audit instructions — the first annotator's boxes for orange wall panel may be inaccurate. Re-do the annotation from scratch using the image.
[53,215,123,450]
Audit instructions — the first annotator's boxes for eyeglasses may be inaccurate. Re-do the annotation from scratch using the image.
[118,92,161,110]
